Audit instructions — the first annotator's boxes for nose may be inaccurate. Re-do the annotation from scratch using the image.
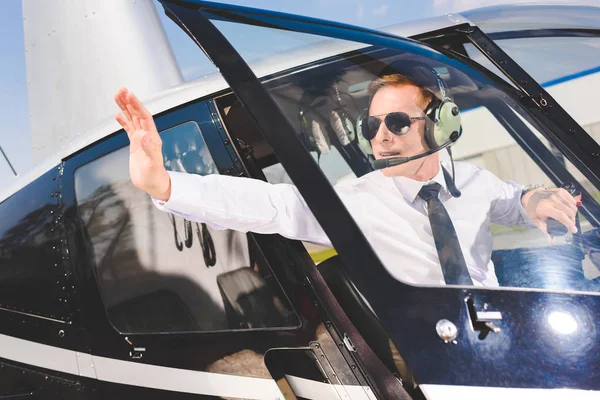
[373,120,393,143]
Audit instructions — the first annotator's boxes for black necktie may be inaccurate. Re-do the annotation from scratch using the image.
[418,183,473,285]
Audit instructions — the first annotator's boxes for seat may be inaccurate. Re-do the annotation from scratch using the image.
[108,289,199,332]
[318,255,416,389]
[217,267,294,329]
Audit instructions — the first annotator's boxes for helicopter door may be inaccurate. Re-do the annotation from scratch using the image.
[63,99,315,399]
[159,1,600,398]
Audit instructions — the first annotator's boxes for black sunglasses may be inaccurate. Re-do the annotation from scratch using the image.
[361,112,426,141]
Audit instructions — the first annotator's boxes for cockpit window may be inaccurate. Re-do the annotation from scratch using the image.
[466,34,600,156]
[213,22,600,294]
[75,121,299,333]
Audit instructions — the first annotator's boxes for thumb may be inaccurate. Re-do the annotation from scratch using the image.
[536,220,556,245]
[537,219,548,236]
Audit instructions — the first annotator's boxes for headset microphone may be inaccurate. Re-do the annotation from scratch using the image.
[370,140,453,170]
[371,142,462,198]
[371,148,437,170]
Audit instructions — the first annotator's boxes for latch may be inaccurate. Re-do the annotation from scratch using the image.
[125,336,146,360]
[130,347,146,359]
[342,333,356,352]
[466,298,502,338]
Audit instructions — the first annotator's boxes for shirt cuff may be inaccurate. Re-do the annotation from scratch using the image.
[516,185,537,228]
[151,171,186,212]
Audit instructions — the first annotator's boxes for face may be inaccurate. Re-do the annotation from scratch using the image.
[369,84,440,180]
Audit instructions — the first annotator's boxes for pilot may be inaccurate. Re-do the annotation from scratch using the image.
[113,70,578,288]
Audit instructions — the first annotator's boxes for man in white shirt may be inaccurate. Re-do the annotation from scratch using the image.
[113,73,578,287]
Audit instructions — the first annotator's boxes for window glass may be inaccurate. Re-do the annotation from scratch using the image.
[215,23,600,294]
[465,35,600,147]
[75,121,298,333]
[0,169,70,320]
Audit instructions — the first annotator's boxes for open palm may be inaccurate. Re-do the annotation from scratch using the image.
[114,88,171,201]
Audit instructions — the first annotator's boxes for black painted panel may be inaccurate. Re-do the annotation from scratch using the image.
[0,167,73,321]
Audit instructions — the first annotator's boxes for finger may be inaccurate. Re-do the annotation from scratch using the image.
[115,112,133,137]
[131,113,142,132]
[552,201,577,222]
[545,207,577,233]
[126,91,156,134]
[114,88,133,122]
[556,189,578,212]
[537,219,548,236]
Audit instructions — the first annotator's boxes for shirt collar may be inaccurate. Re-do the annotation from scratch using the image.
[391,164,448,203]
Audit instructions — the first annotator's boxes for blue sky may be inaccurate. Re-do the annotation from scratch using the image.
[0,0,598,190]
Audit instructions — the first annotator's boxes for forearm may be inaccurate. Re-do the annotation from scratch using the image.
[489,180,536,228]
[153,171,332,246]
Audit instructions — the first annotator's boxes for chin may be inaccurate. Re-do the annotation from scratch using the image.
[378,154,439,180]
[380,163,411,177]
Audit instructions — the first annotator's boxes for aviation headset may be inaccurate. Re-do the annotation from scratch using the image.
[358,61,462,156]
[299,97,331,157]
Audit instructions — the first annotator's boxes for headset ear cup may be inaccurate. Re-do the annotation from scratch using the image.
[356,111,373,157]
[423,118,438,149]
[330,110,351,146]
[437,100,461,145]
[311,120,330,154]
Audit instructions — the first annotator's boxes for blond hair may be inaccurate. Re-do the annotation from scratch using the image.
[367,74,433,110]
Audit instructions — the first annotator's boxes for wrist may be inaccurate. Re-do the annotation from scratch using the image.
[153,170,172,202]
[520,184,546,209]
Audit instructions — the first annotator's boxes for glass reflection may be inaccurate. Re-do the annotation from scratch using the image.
[75,121,297,333]
[547,311,578,335]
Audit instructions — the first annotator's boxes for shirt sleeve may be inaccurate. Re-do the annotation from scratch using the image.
[152,171,333,247]
[483,169,536,228]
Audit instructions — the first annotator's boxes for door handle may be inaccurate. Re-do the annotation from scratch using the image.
[466,297,502,338]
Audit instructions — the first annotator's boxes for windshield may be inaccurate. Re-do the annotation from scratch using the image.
[204,17,600,295]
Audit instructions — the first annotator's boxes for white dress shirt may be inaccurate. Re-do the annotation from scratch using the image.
[154,161,534,287]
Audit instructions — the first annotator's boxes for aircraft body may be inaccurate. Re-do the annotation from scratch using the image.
[1,1,600,399]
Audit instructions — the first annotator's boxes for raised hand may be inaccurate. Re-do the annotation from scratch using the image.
[114,88,171,201]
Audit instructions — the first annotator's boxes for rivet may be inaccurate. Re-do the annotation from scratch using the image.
[58,330,65,338]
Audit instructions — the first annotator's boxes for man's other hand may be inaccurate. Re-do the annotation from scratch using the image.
[114,88,171,202]
[522,187,578,238]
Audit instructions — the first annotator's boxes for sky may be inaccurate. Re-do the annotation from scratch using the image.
[0,0,599,191]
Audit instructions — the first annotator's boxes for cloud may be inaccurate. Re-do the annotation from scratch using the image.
[356,3,365,20]
[372,3,390,17]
